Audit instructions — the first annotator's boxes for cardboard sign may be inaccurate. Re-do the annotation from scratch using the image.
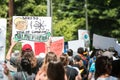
[12,16,51,42]
[50,37,64,56]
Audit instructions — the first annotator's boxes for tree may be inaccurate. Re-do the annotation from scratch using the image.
[52,0,86,41]
[88,0,120,42]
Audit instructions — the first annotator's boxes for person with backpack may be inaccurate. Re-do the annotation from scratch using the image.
[3,57,35,80]
[77,47,88,68]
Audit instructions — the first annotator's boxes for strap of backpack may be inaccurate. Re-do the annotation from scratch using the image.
[22,71,27,80]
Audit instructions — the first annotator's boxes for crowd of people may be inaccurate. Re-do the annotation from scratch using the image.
[2,40,120,80]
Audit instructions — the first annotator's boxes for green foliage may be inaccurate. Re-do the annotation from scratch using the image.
[14,0,47,16]
[33,5,47,16]
[53,18,76,41]
[0,0,8,18]
[52,0,86,42]
[99,8,118,19]
[53,17,85,41]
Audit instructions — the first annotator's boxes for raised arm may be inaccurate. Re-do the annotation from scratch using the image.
[6,40,17,61]
[45,37,52,53]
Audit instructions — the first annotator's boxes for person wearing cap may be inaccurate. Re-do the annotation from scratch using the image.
[6,40,43,74]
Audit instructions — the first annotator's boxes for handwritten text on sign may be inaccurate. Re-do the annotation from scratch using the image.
[12,16,52,42]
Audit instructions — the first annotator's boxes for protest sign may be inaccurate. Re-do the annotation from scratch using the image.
[78,29,90,48]
[68,40,85,55]
[78,30,89,41]
[93,34,117,50]
[50,37,64,56]
[0,19,7,61]
[12,16,51,42]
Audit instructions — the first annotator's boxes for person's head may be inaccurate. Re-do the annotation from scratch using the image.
[74,55,83,67]
[95,56,112,79]
[40,52,57,74]
[21,57,32,75]
[59,54,69,66]
[47,60,65,80]
[95,49,103,58]
[67,49,73,56]
[44,52,57,64]
[77,47,84,55]
[21,44,33,57]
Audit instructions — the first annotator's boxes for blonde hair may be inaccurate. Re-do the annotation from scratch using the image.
[14,17,26,25]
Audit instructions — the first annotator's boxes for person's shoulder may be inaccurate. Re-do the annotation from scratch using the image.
[13,72,23,79]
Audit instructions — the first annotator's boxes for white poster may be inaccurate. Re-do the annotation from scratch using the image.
[68,40,85,55]
[78,29,90,48]
[0,19,7,61]
[12,16,52,42]
[78,30,90,41]
[93,34,117,50]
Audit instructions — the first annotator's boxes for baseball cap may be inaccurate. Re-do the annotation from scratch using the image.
[22,44,32,51]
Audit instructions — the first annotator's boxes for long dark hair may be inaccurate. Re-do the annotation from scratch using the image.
[95,56,112,79]
[47,61,65,80]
